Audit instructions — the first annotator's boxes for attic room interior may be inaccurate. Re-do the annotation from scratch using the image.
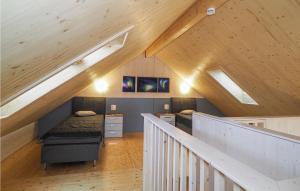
[1,0,299,190]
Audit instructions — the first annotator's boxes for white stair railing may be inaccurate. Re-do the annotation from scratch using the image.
[142,113,294,191]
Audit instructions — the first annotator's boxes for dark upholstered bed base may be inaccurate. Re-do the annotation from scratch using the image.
[38,97,106,167]
[41,141,102,164]
[171,98,196,134]
[176,123,192,135]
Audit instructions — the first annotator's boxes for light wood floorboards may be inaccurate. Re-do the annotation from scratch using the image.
[1,132,143,191]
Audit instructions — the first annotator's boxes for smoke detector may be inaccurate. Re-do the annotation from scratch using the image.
[207,8,216,16]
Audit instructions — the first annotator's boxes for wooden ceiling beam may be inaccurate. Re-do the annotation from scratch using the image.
[145,0,229,57]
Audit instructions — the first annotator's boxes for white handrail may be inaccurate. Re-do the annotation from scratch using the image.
[194,112,300,143]
[193,112,300,184]
[142,113,291,191]
[225,115,300,137]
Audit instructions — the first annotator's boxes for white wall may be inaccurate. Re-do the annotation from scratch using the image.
[77,54,202,98]
[227,116,300,137]
[192,113,300,181]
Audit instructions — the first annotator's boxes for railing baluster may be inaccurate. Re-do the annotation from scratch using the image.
[156,126,161,191]
[188,152,196,191]
[173,140,180,191]
[180,145,187,191]
[167,136,174,191]
[153,126,158,190]
[162,132,168,190]
[149,123,155,191]
[199,159,209,191]
[214,170,225,191]
[233,184,243,191]
[142,114,282,191]
[143,120,150,191]
[157,129,163,191]
[199,159,204,191]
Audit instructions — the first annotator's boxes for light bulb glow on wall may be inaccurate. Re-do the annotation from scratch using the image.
[180,82,191,94]
[94,79,108,93]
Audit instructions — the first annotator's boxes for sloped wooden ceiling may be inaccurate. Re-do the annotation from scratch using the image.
[1,0,196,135]
[157,0,300,116]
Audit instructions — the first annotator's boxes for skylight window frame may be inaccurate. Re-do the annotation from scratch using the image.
[1,25,134,118]
[207,69,258,105]
[1,25,134,106]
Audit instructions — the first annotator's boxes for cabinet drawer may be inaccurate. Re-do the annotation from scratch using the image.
[160,116,175,120]
[105,130,123,138]
[105,117,123,124]
[169,122,175,126]
[105,123,123,131]
[162,118,175,122]
[161,118,175,126]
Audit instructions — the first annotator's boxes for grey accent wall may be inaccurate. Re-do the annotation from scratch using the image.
[37,100,72,138]
[37,97,223,135]
[106,98,170,132]
[106,98,224,132]
[153,98,171,113]
[196,98,225,117]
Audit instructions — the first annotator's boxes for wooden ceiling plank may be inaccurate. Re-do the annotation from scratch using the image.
[1,0,196,136]
[157,0,300,116]
[1,0,195,102]
[145,0,229,57]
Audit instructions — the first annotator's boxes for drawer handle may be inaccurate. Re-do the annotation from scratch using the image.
[107,131,118,134]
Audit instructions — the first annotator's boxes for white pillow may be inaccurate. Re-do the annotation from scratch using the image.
[179,109,195,115]
[75,110,96,117]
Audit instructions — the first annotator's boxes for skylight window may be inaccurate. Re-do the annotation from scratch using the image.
[208,69,258,105]
[0,25,134,118]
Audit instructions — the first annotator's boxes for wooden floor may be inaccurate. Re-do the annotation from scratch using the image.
[1,133,143,191]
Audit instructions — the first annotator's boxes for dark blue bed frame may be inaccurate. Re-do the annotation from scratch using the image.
[171,97,196,134]
[37,97,106,169]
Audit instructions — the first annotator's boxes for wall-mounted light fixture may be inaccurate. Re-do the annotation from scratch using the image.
[164,104,170,112]
[111,104,117,111]
[94,79,108,93]
[180,82,191,94]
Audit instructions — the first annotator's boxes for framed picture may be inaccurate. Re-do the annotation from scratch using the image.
[137,77,157,92]
[122,76,136,92]
[158,78,170,93]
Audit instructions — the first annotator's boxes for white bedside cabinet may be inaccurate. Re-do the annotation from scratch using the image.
[105,114,123,138]
[156,113,175,126]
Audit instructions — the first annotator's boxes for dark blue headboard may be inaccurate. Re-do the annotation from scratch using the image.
[170,97,196,113]
[37,97,106,138]
[72,97,106,114]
